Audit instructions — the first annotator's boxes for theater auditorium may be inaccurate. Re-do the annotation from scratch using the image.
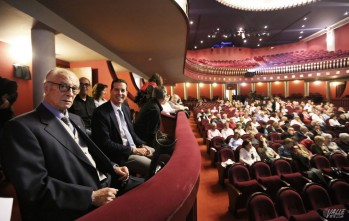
[1,0,349,220]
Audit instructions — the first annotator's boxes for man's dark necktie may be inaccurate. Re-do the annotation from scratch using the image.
[61,117,74,132]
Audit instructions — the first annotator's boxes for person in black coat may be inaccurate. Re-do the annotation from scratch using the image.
[134,86,166,146]
[0,76,18,134]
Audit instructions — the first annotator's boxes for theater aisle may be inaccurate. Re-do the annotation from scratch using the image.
[189,114,235,221]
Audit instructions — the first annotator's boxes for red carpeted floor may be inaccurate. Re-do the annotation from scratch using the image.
[189,114,246,221]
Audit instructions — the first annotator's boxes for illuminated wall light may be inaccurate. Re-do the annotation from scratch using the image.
[284,76,288,79]
[336,71,340,75]
[292,75,295,78]
[212,83,217,87]
[275,81,280,84]
[314,81,321,85]
[317,73,321,76]
[294,80,299,83]
[326,72,331,75]
[263,77,266,80]
[331,82,341,86]
[300,74,304,77]
[199,83,204,87]
[10,42,32,65]
[257,82,262,85]
[241,82,247,86]
[186,82,190,87]
[277,76,280,79]
[308,73,312,77]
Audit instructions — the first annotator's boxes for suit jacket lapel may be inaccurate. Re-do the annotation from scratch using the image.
[38,105,93,167]
[121,105,133,130]
[108,102,122,136]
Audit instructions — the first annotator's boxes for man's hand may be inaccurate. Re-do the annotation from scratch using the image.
[132,146,152,156]
[113,166,129,181]
[92,188,118,207]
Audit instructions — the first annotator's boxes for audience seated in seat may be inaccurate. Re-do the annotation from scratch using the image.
[240,140,261,166]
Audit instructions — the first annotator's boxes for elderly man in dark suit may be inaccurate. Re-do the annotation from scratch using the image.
[1,68,142,221]
[91,79,154,178]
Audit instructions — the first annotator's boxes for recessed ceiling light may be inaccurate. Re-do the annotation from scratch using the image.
[304,17,307,20]
[190,21,194,25]
[208,35,211,38]
[194,46,197,49]
[217,28,220,31]
[264,25,268,29]
[243,39,247,43]
[257,44,260,47]
[302,25,305,28]
[148,58,152,61]
[300,31,303,34]
[299,36,303,39]
[200,40,204,43]
[259,38,262,41]
[344,12,348,16]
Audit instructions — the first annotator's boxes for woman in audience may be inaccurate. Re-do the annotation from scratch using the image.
[328,113,343,127]
[245,122,259,137]
[234,122,246,135]
[278,138,294,160]
[338,113,349,125]
[221,122,234,140]
[228,132,243,151]
[338,133,349,153]
[239,139,261,165]
[92,83,108,107]
[207,122,223,141]
[290,115,304,126]
[310,136,331,157]
[322,133,347,156]
[257,135,280,163]
[161,95,177,115]
[250,117,260,128]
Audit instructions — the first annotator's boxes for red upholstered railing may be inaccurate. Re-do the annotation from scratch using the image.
[78,111,201,221]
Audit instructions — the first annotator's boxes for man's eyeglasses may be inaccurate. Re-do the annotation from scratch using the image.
[47,81,80,95]
[79,83,90,88]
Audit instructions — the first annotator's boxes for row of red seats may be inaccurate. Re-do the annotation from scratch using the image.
[225,159,349,220]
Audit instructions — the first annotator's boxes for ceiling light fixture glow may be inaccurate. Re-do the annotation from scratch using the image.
[216,0,318,11]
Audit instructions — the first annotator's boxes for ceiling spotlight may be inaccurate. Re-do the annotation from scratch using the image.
[190,21,194,25]
[264,25,268,29]
[257,44,260,47]
[194,46,197,49]
[243,39,247,43]
[241,32,246,39]
[345,12,348,16]
[259,38,262,41]
[200,40,204,44]
[217,28,220,31]
[299,36,303,39]
[208,35,211,38]
[300,31,303,34]
[303,17,307,20]
[302,25,305,28]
